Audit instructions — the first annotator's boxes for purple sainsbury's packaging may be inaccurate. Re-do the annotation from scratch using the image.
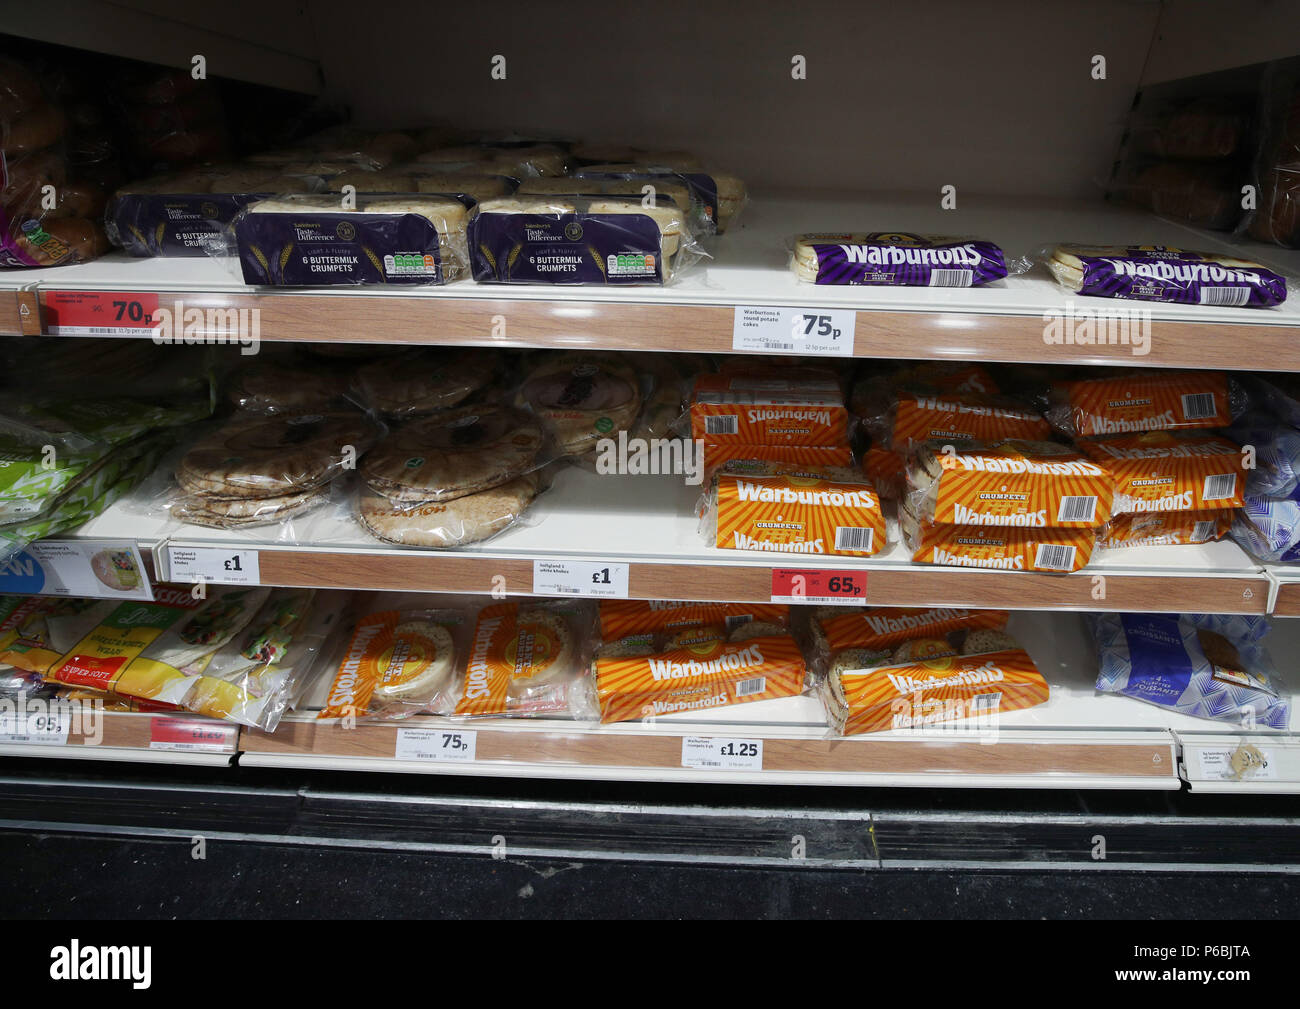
[791,233,1009,287]
[1047,244,1287,307]
[231,195,470,286]
[469,194,688,285]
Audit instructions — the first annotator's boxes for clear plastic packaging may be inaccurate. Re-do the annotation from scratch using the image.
[468,194,701,284]
[688,370,849,446]
[1232,487,1300,563]
[791,233,1020,287]
[813,605,1011,675]
[1043,370,1245,436]
[1227,414,1300,498]
[229,193,470,286]
[822,633,1049,736]
[514,352,643,456]
[704,460,885,557]
[1042,244,1287,307]
[1246,78,1300,248]
[355,470,547,549]
[228,357,358,415]
[1090,612,1288,729]
[449,599,598,720]
[352,347,499,419]
[316,605,470,721]
[571,163,746,235]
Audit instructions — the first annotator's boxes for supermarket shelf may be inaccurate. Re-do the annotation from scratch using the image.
[0,711,237,766]
[1268,568,1300,617]
[1178,732,1300,793]
[64,467,1273,612]
[6,193,1300,369]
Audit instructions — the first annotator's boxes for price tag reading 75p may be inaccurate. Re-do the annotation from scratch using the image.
[166,546,261,585]
[771,568,867,605]
[733,306,856,357]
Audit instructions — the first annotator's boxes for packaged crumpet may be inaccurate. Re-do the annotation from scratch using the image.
[819,606,1010,656]
[453,600,597,718]
[1098,509,1233,549]
[690,373,848,446]
[1078,431,1245,514]
[822,645,1049,735]
[318,608,468,720]
[706,461,885,556]
[904,519,1097,573]
[702,441,853,477]
[599,600,789,641]
[906,440,1114,529]
[596,633,806,723]
[1047,371,1238,436]
[871,390,1050,451]
[861,446,906,500]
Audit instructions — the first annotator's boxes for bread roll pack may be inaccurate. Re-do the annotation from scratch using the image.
[233,193,470,285]
[1045,244,1286,307]
[468,193,696,284]
[705,460,885,557]
[1078,431,1246,514]
[791,233,1010,287]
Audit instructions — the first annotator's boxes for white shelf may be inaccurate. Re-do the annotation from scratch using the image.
[7,193,1300,369]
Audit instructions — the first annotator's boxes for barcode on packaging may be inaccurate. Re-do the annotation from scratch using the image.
[1181,392,1218,420]
[1033,543,1077,571]
[1056,495,1098,523]
[1202,473,1237,501]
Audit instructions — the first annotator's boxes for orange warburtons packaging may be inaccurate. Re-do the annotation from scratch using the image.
[1078,431,1246,513]
[596,633,806,723]
[452,600,597,718]
[318,607,469,720]
[903,518,1097,573]
[1098,508,1233,549]
[690,373,849,445]
[708,462,885,556]
[819,606,1010,655]
[599,600,789,641]
[1049,370,1236,435]
[822,647,1049,735]
[885,391,1051,449]
[702,441,853,476]
[906,440,1114,528]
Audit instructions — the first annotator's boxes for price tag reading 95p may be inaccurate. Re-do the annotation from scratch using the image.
[771,568,867,605]
[166,546,261,585]
[533,559,629,598]
[733,306,856,357]
[682,736,764,771]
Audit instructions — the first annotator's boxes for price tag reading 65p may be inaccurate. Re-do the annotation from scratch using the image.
[771,568,867,605]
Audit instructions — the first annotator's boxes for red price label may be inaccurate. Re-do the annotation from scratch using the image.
[44,291,160,336]
[149,717,237,752]
[770,568,868,605]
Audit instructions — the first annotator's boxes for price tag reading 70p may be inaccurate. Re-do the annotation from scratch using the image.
[770,568,867,605]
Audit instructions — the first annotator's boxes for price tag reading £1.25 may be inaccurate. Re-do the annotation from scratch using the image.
[733,306,856,357]
[682,736,764,771]
[166,546,261,585]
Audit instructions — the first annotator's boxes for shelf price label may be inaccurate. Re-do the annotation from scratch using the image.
[395,727,478,762]
[733,305,856,357]
[0,540,153,600]
[149,717,237,753]
[533,559,629,598]
[1194,744,1279,782]
[682,736,764,771]
[770,568,867,605]
[0,709,71,746]
[45,291,161,337]
[166,546,261,586]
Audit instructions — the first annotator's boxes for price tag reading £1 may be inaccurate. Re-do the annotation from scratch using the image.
[166,546,260,585]
[682,736,764,771]
[533,559,629,598]
[395,727,478,762]
[733,306,856,357]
